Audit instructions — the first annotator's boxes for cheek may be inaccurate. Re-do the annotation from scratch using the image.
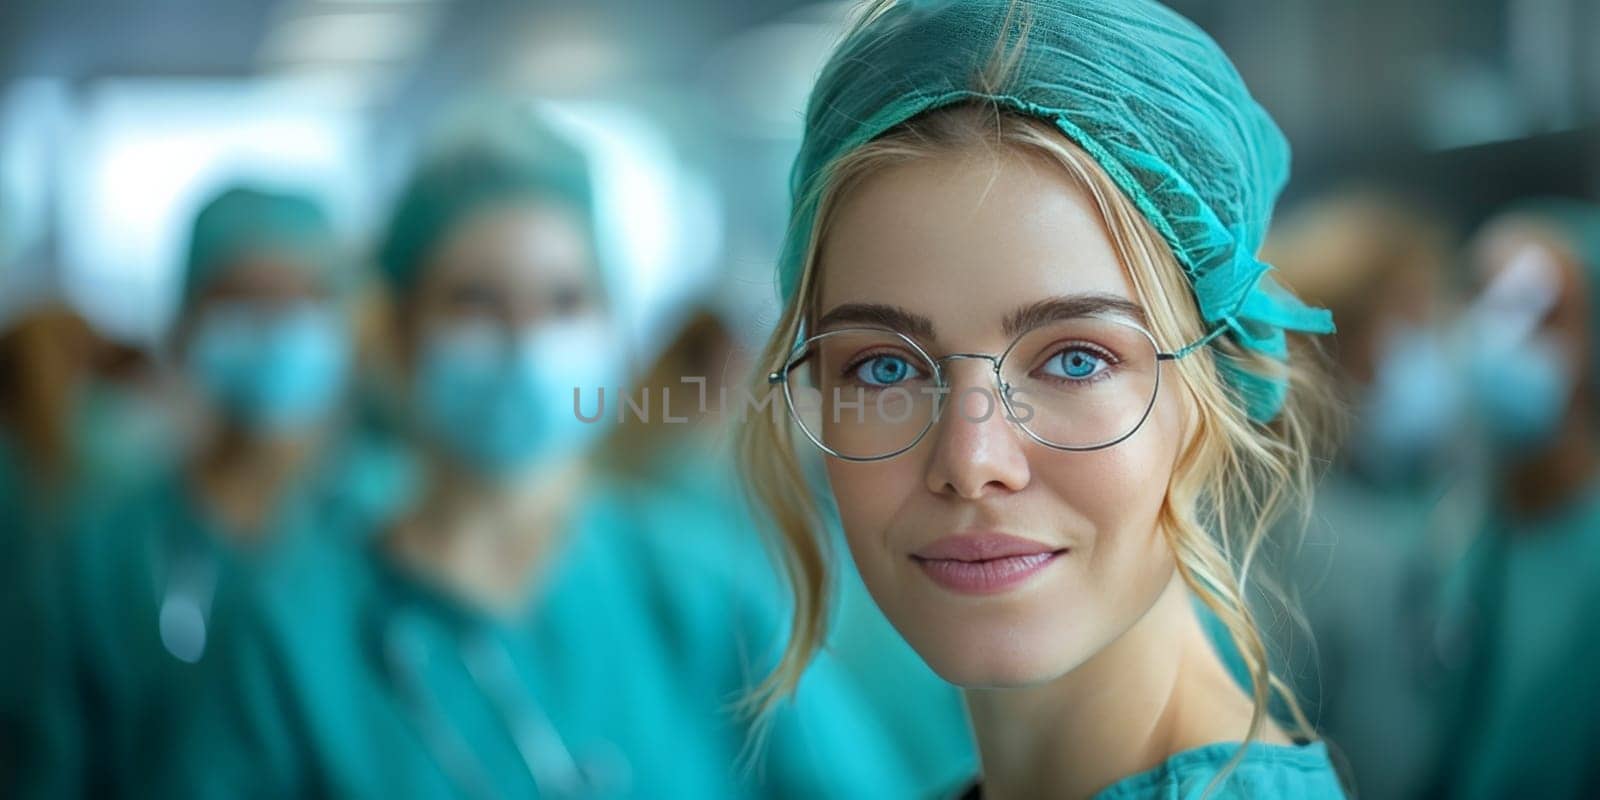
[824,459,918,551]
[1035,443,1173,616]
[822,457,929,619]
[1039,389,1184,637]
[1045,391,1181,545]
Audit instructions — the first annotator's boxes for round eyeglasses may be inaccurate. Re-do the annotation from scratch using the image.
[767,315,1221,462]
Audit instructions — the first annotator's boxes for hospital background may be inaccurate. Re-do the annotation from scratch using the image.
[1,0,1598,798]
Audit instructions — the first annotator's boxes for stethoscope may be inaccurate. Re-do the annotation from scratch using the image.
[153,482,309,666]
[382,608,632,799]
[155,528,221,665]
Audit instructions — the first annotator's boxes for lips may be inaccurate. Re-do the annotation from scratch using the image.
[911,532,1066,595]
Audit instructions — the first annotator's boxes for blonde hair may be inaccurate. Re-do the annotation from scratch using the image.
[738,103,1337,787]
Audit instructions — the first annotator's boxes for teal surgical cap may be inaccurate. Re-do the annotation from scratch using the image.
[378,113,596,293]
[183,185,340,310]
[781,0,1335,422]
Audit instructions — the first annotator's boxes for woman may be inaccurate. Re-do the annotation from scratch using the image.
[1425,200,1600,800]
[47,184,387,796]
[167,112,930,798]
[740,1,1347,796]
[0,305,103,799]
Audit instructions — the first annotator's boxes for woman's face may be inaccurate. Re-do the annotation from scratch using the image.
[411,202,602,349]
[816,149,1187,688]
[181,254,332,350]
[403,202,618,478]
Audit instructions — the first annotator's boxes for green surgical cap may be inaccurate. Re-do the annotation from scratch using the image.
[183,185,339,310]
[782,0,1336,422]
[378,113,596,293]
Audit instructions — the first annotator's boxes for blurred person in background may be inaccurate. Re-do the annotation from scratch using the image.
[1261,189,1469,799]
[42,184,390,797]
[0,304,187,797]
[0,304,102,796]
[166,109,926,799]
[1424,198,1600,800]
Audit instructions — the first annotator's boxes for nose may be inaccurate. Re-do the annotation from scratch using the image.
[922,360,1031,499]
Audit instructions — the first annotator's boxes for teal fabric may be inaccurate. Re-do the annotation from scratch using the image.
[183,185,341,308]
[0,434,55,796]
[1091,740,1345,799]
[780,0,1335,421]
[1,435,108,799]
[944,741,1345,799]
[1428,475,1600,800]
[40,436,403,797]
[377,113,596,293]
[163,475,950,798]
[1,427,175,799]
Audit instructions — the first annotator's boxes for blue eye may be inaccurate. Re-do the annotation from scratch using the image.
[854,355,921,386]
[1045,347,1109,381]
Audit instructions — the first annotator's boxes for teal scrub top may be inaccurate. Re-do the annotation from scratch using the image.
[1428,473,1600,800]
[162,476,933,798]
[1,434,111,799]
[951,740,1345,799]
[43,434,406,797]
[1093,740,1345,799]
[0,434,51,793]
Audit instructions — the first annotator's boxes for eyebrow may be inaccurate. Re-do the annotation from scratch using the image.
[1002,294,1148,337]
[814,303,937,341]
[814,292,1147,342]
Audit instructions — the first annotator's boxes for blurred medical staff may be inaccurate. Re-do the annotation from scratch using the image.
[0,306,105,798]
[44,184,386,797]
[1426,199,1600,800]
[164,110,919,799]
[1261,190,1472,799]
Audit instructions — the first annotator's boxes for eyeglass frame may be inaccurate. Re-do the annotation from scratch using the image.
[767,315,1226,462]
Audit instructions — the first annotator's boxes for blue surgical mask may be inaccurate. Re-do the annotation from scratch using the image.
[1467,333,1573,450]
[186,303,350,435]
[1354,324,1464,477]
[414,317,622,477]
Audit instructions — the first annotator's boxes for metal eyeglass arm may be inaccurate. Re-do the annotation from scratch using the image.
[1157,324,1227,362]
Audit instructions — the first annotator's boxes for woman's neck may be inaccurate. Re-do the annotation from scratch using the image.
[386,456,586,614]
[963,572,1285,800]
[188,426,318,542]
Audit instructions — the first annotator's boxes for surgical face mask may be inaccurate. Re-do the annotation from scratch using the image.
[1467,333,1574,451]
[1458,243,1575,452]
[186,303,350,435]
[1354,324,1463,476]
[413,317,622,477]
[73,381,186,482]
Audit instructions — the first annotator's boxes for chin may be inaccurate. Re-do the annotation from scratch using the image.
[927,653,1067,689]
[889,600,1092,689]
